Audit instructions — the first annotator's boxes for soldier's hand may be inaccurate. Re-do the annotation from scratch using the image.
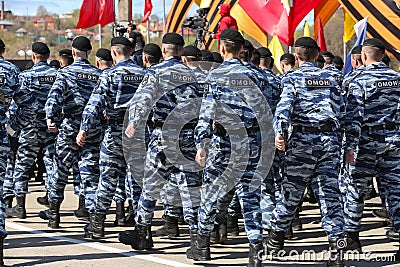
[345,149,355,164]
[47,119,58,133]
[196,148,207,167]
[125,124,136,138]
[76,130,87,147]
[275,134,286,151]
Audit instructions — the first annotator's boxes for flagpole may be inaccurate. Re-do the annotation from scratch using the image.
[147,20,150,43]
[163,0,166,32]
[343,42,346,61]
[99,24,102,48]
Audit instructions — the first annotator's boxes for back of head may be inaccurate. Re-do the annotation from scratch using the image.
[32,42,50,62]
[143,43,162,64]
[129,30,145,51]
[201,50,214,62]
[162,33,185,57]
[294,37,320,62]
[72,36,92,59]
[59,49,73,67]
[332,56,344,71]
[111,36,133,58]
[182,45,202,62]
[0,39,5,54]
[251,50,261,66]
[211,52,223,63]
[280,53,295,66]
[49,60,61,69]
[220,29,244,55]
[362,38,385,63]
[239,40,254,62]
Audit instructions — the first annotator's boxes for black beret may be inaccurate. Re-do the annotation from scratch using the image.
[333,56,344,65]
[143,43,162,59]
[294,37,319,49]
[280,53,295,62]
[32,42,50,55]
[182,45,202,57]
[59,49,72,57]
[0,39,5,49]
[220,29,245,44]
[49,59,61,69]
[258,47,272,58]
[111,36,132,47]
[243,40,254,53]
[212,52,223,63]
[363,38,385,52]
[96,48,112,61]
[72,36,92,51]
[351,45,362,55]
[201,50,214,62]
[162,33,184,46]
[317,54,325,63]
[320,51,334,59]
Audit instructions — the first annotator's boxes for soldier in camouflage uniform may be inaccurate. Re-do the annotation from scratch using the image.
[4,42,57,219]
[119,33,201,251]
[343,39,400,258]
[77,37,147,238]
[321,51,344,87]
[0,38,38,266]
[40,36,102,229]
[190,29,272,267]
[266,37,345,267]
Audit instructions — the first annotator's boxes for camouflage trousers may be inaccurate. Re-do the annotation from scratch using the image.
[198,134,263,245]
[271,132,344,241]
[3,136,17,199]
[0,128,10,238]
[344,131,400,232]
[48,118,101,213]
[4,125,55,197]
[135,130,201,230]
[93,124,131,215]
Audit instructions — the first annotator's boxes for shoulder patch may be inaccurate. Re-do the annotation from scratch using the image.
[170,72,194,83]
[0,75,5,85]
[76,72,99,82]
[39,76,56,84]
[305,78,331,88]
[229,78,252,87]
[375,80,399,89]
[122,74,144,84]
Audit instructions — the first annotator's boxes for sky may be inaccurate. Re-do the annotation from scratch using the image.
[4,0,174,17]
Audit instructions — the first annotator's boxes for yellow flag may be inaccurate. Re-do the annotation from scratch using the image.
[268,35,284,73]
[195,0,213,8]
[343,9,355,43]
[303,21,311,37]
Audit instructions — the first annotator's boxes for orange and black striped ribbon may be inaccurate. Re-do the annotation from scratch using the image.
[339,0,400,60]
[165,0,195,33]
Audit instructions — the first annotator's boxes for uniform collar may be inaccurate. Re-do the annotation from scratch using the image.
[365,61,387,70]
[164,56,182,63]
[300,62,318,68]
[34,61,48,67]
[222,57,242,65]
[115,58,132,66]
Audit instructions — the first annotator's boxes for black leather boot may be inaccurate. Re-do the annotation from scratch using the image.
[191,232,211,261]
[84,213,106,239]
[346,231,362,252]
[47,201,60,229]
[113,202,126,226]
[6,195,27,219]
[210,224,220,244]
[265,230,285,256]
[227,215,239,236]
[292,209,302,231]
[37,192,49,207]
[155,215,180,238]
[123,200,135,227]
[118,224,153,250]
[4,196,12,209]
[74,196,89,220]
[186,229,197,259]
[248,243,263,267]
[327,240,345,267]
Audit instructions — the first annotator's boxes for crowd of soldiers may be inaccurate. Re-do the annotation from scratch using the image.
[0,27,398,267]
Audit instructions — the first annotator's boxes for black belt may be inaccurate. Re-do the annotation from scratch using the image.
[362,124,398,132]
[293,125,334,133]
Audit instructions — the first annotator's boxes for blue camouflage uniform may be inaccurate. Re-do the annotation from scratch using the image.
[344,62,400,233]
[80,58,146,216]
[45,59,102,209]
[3,62,57,199]
[271,61,345,242]
[323,64,344,87]
[195,58,271,245]
[0,57,38,237]
[128,56,202,230]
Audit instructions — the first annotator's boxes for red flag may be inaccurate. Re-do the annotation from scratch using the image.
[142,0,153,23]
[99,0,115,27]
[317,16,327,52]
[238,0,323,46]
[76,0,115,29]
